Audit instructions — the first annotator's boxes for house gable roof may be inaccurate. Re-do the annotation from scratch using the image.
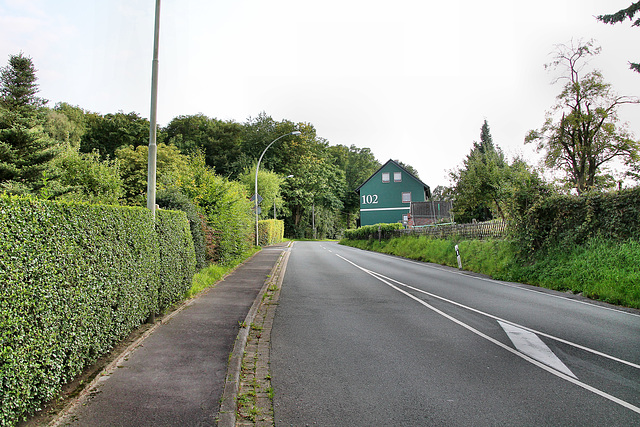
[354,159,430,196]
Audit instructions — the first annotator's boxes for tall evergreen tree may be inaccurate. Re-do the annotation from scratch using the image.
[0,53,59,195]
[450,120,508,222]
[477,119,495,154]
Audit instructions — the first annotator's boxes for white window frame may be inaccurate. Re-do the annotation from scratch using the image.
[402,192,411,203]
[394,172,402,182]
[382,172,390,183]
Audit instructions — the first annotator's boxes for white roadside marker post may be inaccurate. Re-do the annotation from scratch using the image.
[455,244,462,270]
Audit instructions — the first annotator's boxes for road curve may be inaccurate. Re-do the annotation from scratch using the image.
[271,241,640,426]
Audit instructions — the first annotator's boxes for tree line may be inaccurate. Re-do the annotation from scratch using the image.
[0,53,382,243]
[1,37,638,242]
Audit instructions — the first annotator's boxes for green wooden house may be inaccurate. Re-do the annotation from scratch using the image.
[355,159,431,226]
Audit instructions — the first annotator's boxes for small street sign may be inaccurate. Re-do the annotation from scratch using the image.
[250,194,263,204]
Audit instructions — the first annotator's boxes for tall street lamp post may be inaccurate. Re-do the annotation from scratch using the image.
[145,0,161,323]
[147,0,161,218]
[255,132,300,246]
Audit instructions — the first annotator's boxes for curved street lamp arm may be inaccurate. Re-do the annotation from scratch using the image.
[255,131,301,245]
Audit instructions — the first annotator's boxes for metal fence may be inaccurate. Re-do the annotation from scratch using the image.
[410,200,453,224]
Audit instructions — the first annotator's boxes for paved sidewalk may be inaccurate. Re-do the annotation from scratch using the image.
[53,243,290,427]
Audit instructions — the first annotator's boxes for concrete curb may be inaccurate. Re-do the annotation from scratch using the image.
[218,242,291,427]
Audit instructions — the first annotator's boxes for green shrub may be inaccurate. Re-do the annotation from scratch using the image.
[343,223,404,240]
[257,219,284,246]
[0,195,195,425]
[511,187,640,259]
[179,155,254,264]
[157,188,207,269]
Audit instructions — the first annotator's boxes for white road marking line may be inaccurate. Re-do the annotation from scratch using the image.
[498,321,577,379]
[335,253,640,415]
[337,244,640,319]
[360,265,640,371]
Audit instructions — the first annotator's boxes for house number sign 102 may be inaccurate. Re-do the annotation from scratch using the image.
[361,194,379,204]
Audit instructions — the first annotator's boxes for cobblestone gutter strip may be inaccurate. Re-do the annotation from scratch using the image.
[219,245,290,427]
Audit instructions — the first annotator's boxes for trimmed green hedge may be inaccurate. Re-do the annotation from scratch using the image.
[0,196,195,426]
[512,187,640,259]
[257,219,284,246]
[343,223,405,240]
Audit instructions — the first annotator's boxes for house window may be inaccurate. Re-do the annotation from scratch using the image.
[382,172,390,183]
[394,172,402,182]
[402,214,409,223]
[402,192,411,203]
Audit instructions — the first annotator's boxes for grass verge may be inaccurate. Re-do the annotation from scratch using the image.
[340,236,640,309]
[516,238,640,308]
[186,247,261,299]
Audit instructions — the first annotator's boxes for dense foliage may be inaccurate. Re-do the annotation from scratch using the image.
[450,120,546,223]
[0,196,195,425]
[177,153,254,263]
[450,120,508,222]
[257,219,285,246]
[510,186,640,258]
[156,188,207,270]
[343,223,405,240]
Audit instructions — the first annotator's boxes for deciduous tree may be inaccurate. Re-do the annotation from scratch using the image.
[81,111,151,159]
[237,166,284,220]
[164,114,248,178]
[115,143,188,205]
[526,40,639,194]
[55,150,123,204]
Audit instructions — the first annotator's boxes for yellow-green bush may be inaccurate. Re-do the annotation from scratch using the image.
[0,196,195,425]
[257,219,284,246]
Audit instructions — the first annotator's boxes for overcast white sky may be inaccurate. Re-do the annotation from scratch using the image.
[1,0,638,188]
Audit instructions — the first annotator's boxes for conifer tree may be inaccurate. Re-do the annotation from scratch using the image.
[450,120,508,222]
[597,2,640,73]
[0,53,59,195]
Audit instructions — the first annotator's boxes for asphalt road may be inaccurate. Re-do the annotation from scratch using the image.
[270,241,640,426]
